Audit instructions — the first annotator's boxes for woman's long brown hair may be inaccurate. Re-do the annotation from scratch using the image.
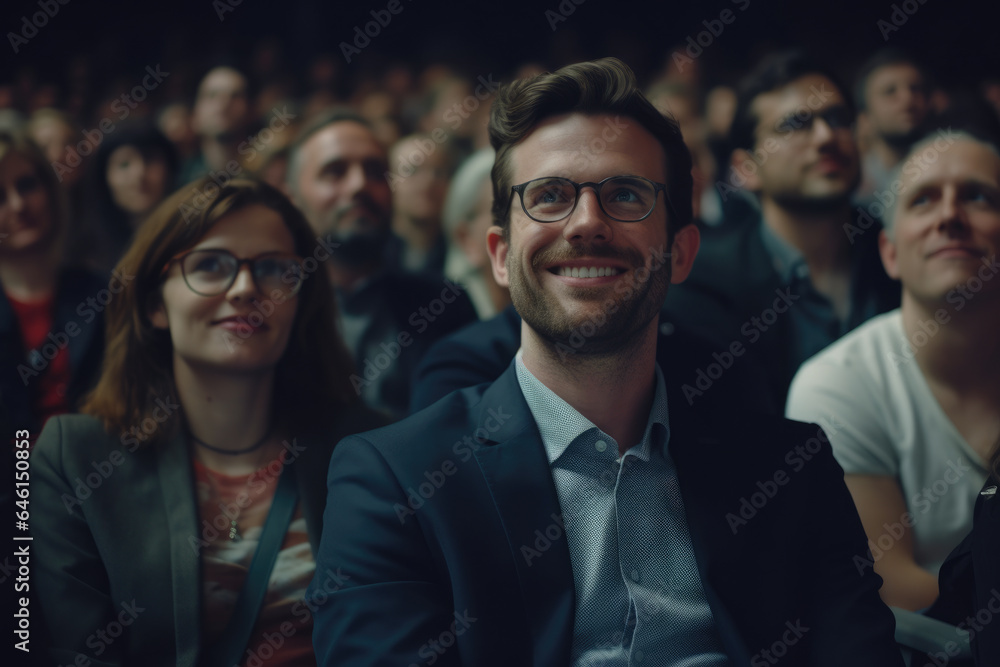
[81,177,357,447]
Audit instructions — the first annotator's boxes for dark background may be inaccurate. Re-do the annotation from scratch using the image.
[1,0,995,105]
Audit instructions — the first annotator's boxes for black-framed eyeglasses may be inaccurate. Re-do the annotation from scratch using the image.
[162,249,305,297]
[510,175,671,223]
[774,104,854,135]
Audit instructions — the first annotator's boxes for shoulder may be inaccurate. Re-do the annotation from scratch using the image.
[37,413,113,445]
[336,379,501,480]
[410,307,520,412]
[673,410,842,489]
[32,414,119,472]
[331,402,393,439]
[420,306,519,370]
[352,384,484,451]
[792,309,904,387]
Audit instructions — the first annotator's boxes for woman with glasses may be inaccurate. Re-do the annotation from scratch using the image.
[31,177,384,666]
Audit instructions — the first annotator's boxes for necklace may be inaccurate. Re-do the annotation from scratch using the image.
[191,426,272,542]
[191,425,272,455]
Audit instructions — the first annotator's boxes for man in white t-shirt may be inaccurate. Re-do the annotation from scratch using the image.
[787,130,1000,612]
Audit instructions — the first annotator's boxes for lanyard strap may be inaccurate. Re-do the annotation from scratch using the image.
[200,458,299,667]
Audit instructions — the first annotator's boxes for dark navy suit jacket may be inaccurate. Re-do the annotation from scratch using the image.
[311,363,903,666]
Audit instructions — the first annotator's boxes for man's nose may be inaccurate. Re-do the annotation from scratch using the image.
[562,187,613,244]
[937,189,970,234]
[344,163,370,196]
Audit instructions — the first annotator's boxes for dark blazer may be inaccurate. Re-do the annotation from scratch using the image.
[340,269,478,420]
[31,406,385,667]
[312,365,903,666]
[662,217,900,409]
[935,483,1000,666]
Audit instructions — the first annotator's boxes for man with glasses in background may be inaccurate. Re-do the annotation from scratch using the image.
[308,58,903,666]
[663,51,899,411]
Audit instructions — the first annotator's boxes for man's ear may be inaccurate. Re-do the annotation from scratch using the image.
[730,149,761,192]
[878,228,900,280]
[486,225,510,288]
[668,223,701,284]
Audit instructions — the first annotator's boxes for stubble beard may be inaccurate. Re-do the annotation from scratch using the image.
[318,201,392,269]
[507,244,671,358]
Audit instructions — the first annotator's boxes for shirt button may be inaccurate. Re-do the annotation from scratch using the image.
[595,440,608,452]
[630,569,640,583]
[635,650,645,663]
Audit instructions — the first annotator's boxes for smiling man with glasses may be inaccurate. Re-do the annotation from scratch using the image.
[308,57,903,667]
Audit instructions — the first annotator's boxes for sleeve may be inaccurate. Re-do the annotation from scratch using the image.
[795,425,905,667]
[785,355,899,477]
[309,435,461,667]
[31,417,121,667]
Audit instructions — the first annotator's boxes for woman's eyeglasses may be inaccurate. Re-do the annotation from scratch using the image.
[162,249,305,298]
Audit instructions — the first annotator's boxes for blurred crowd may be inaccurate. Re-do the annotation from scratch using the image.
[5,38,1000,665]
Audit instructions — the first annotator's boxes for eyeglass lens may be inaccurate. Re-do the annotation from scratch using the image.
[181,250,303,296]
[775,105,853,134]
[521,176,658,222]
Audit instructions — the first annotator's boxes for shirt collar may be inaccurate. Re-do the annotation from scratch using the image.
[759,219,811,285]
[514,349,670,465]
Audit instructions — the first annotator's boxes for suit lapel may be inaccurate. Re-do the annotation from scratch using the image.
[472,366,574,666]
[156,430,202,667]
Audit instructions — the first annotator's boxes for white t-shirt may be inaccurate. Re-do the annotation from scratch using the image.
[786,309,987,574]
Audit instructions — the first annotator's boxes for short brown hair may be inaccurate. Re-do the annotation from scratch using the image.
[488,57,693,237]
[82,177,357,446]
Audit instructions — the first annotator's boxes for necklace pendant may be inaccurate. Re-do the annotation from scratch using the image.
[228,519,241,541]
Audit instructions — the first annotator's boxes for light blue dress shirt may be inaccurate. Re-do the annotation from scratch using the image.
[515,352,730,666]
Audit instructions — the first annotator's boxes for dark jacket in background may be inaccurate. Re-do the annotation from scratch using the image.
[662,216,900,409]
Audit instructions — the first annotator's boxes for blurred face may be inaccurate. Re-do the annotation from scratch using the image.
[0,153,55,255]
[30,118,80,186]
[455,178,494,270]
[391,137,450,226]
[864,64,928,145]
[744,74,860,210]
[151,204,300,375]
[487,113,698,353]
[193,68,250,141]
[106,146,170,220]
[881,139,1000,308]
[291,121,392,264]
[159,104,195,147]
